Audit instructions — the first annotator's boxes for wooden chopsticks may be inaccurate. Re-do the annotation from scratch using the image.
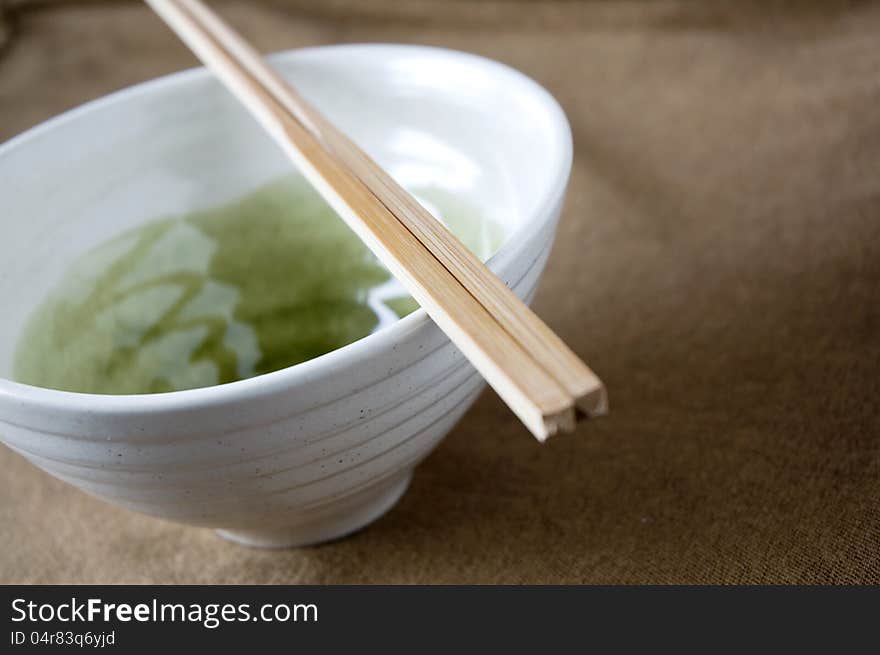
[145,0,607,441]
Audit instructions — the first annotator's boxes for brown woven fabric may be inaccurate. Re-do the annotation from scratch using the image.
[1,0,878,584]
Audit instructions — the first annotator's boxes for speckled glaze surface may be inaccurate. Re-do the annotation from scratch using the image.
[0,45,572,547]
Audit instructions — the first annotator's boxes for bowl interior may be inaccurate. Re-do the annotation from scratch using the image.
[0,44,569,380]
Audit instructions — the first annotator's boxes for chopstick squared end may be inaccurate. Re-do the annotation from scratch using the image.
[534,407,577,443]
[575,381,608,420]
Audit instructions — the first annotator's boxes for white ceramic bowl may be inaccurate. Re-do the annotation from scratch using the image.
[0,45,572,547]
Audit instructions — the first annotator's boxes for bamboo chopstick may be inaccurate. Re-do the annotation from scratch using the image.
[145,0,607,441]
[173,0,607,420]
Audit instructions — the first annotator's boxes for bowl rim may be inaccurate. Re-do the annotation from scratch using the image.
[0,43,572,416]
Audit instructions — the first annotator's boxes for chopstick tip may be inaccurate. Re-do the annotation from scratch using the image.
[575,382,608,420]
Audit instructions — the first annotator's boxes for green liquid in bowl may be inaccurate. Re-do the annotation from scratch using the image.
[14,175,503,395]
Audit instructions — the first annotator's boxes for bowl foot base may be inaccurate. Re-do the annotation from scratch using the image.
[215,470,412,548]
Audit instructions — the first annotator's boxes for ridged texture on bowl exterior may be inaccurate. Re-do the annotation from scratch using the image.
[1,213,558,533]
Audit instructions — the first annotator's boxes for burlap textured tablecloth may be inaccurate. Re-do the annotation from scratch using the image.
[1,0,877,584]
